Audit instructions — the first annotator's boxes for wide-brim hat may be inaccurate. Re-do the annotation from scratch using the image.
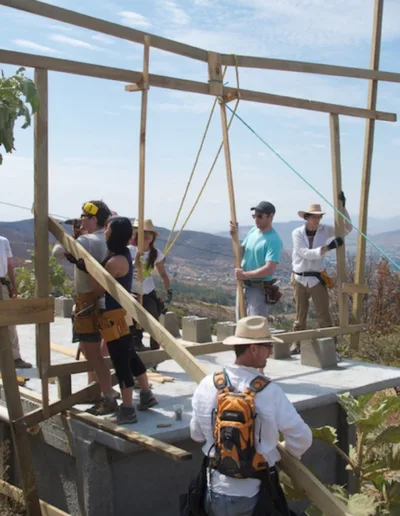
[132,218,160,236]
[223,316,284,346]
[298,203,325,219]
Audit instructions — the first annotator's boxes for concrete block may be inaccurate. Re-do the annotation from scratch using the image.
[272,342,291,360]
[160,311,180,338]
[55,297,74,318]
[301,337,338,369]
[182,316,212,343]
[216,322,236,341]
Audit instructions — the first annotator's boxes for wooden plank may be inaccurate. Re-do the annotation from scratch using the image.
[48,218,208,383]
[14,383,98,429]
[57,375,72,400]
[0,292,42,515]
[352,0,384,350]
[71,411,192,462]
[277,445,351,516]
[329,113,349,326]
[0,479,69,516]
[0,298,54,326]
[34,68,50,418]
[2,0,400,87]
[278,325,361,344]
[342,283,370,295]
[125,83,144,92]
[207,51,224,96]
[0,50,396,122]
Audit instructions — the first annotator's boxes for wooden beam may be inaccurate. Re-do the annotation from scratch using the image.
[48,218,208,383]
[0,50,396,122]
[0,292,42,515]
[352,0,384,350]
[342,283,370,295]
[207,51,224,96]
[0,479,69,516]
[34,67,50,418]
[71,411,192,462]
[277,445,351,516]
[0,298,54,326]
[14,382,98,428]
[330,114,349,326]
[278,324,361,344]
[57,375,72,400]
[2,0,400,86]
[125,83,144,92]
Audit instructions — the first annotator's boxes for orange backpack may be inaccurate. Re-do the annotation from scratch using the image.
[211,370,270,479]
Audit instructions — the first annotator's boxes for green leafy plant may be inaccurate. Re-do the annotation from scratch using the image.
[15,248,73,298]
[0,67,39,165]
[308,392,400,515]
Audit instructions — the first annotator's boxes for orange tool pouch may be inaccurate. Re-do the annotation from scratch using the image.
[73,293,99,334]
[98,308,130,342]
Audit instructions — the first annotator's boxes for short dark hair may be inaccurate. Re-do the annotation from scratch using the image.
[234,344,250,358]
[82,200,111,228]
[106,217,133,254]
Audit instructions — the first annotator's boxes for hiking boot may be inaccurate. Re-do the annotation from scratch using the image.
[108,405,137,425]
[86,396,118,416]
[137,390,158,411]
[14,358,32,369]
[133,341,147,352]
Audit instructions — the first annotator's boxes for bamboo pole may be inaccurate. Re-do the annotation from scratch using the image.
[329,114,349,326]
[351,0,384,350]
[0,289,42,516]
[34,68,50,417]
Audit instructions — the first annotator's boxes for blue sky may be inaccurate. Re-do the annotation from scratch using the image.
[0,0,400,232]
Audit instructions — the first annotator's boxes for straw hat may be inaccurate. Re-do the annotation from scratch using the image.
[223,316,283,346]
[132,218,160,236]
[298,203,325,219]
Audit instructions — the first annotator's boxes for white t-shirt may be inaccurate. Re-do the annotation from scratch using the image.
[190,364,312,498]
[0,236,13,277]
[128,245,164,295]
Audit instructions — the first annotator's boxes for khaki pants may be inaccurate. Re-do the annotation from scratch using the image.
[1,284,21,360]
[293,280,332,332]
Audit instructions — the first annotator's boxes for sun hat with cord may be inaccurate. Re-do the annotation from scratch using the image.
[298,203,325,219]
[223,316,283,346]
[132,218,160,236]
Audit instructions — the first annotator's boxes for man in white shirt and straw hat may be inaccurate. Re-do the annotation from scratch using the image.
[291,193,352,354]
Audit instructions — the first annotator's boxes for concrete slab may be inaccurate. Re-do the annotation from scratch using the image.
[14,318,400,452]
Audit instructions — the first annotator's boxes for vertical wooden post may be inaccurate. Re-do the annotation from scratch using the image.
[136,35,150,312]
[208,52,246,318]
[351,0,384,349]
[0,290,42,515]
[34,68,50,416]
[330,114,349,327]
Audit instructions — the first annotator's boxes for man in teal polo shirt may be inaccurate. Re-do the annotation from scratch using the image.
[230,201,283,318]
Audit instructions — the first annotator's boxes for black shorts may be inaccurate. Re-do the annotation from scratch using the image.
[71,317,101,344]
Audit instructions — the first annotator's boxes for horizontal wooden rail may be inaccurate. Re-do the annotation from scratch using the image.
[0,50,396,122]
[342,283,370,295]
[0,479,70,516]
[2,0,400,85]
[278,324,362,343]
[0,297,54,326]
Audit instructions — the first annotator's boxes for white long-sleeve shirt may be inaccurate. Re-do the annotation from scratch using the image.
[190,364,312,498]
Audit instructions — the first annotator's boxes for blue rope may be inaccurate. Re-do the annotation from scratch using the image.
[222,101,400,272]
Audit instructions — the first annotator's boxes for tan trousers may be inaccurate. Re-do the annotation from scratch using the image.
[293,280,332,332]
[1,284,21,360]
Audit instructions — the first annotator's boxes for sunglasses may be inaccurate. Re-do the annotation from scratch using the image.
[252,213,269,219]
[259,343,274,351]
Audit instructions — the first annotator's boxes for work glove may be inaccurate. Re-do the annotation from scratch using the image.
[76,259,87,273]
[167,289,173,303]
[64,253,78,265]
[338,191,346,207]
[327,237,344,250]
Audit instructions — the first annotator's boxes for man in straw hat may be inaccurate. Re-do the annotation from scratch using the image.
[230,201,283,320]
[189,316,312,516]
[291,193,353,354]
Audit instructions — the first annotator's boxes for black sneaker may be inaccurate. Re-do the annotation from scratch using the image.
[108,405,137,425]
[137,390,158,411]
[14,358,33,369]
[86,396,118,416]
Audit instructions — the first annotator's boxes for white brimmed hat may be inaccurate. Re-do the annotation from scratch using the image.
[223,316,283,346]
[298,203,325,219]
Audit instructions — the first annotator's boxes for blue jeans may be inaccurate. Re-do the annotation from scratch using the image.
[205,489,258,516]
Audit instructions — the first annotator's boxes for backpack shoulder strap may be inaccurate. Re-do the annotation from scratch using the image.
[213,370,230,392]
[246,376,270,397]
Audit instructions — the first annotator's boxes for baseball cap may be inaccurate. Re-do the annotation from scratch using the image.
[250,201,276,214]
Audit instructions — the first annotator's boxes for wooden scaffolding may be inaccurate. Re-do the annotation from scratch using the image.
[0,0,398,514]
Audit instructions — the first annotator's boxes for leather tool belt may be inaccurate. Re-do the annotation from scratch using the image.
[73,293,99,334]
[0,277,12,298]
[244,279,282,305]
[98,308,130,342]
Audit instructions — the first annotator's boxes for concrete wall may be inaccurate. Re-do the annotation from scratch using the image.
[0,400,346,516]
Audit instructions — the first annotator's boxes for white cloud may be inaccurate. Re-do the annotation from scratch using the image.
[119,11,151,28]
[194,0,211,5]
[47,23,72,32]
[12,39,59,54]
[159,0,190,25]
[49,34,100,50]
[92,34,115,45]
